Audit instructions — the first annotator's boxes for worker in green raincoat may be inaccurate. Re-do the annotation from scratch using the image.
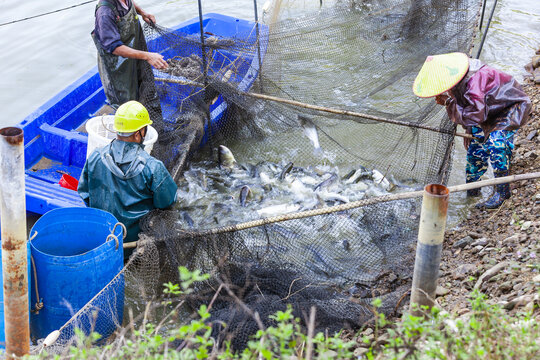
[78,101,177,246]
[91,0,167,118]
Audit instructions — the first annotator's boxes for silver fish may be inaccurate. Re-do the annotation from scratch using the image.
[298,115,322,154]
[239,185,252,207]
[217,145,237,170]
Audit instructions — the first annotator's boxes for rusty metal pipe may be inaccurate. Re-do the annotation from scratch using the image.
[410,183,449,316]
[0,127,29,357]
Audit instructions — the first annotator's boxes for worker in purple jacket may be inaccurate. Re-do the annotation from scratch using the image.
[414,52,531,209]
[92,0,167,118]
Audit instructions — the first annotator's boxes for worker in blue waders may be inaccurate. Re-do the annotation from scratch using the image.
[92,0,167,117]
[413,52,531,209]
[78,101,177,251]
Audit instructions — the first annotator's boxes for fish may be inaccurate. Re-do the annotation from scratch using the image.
[182,211,195,228]
[256,203,301,217]
[217,145,237,170]
[298,115,323,155]
[314,173,338,192]
[279,162,294,180]
[317,191,349,204]
[239,185,252,207]
[372,169,391,191]
[343,168,371,185]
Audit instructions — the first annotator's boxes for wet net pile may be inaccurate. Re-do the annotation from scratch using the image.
[35,0,482,354]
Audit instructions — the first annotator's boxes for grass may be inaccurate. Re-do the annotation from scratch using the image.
[25,268,540,360]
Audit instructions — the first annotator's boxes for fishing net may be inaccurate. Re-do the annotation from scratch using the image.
[33,0,482,354]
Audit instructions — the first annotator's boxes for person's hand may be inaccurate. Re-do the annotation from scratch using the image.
[463,126,472,150]
[435,94,450,106]
[146,52,168,70]
[141,12,156,25]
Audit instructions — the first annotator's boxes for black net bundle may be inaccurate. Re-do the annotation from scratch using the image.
[38,0,483,354]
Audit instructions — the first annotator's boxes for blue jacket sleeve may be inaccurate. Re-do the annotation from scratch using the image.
[94,6,124,53]
[149,161,178,209]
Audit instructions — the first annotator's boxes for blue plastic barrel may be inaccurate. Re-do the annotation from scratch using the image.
[29,207,124,342]
[0,241,31,349]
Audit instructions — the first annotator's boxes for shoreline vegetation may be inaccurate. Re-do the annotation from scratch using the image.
[25,54,540,359]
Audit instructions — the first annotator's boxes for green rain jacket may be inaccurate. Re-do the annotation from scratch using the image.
[78,140,177,243]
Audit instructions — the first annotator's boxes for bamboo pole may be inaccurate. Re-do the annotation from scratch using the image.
[0,127,30,358]
[154,77,473,140]
[410,184,449,316]
[124,171,540,249]
[243,92,474,140]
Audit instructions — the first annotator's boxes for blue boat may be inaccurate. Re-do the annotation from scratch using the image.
[18,13,268,215]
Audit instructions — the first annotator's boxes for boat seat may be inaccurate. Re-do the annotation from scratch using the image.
[25,175,85,215]
[39,123,88,169]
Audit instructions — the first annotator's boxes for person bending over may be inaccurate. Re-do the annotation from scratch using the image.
[413,52,531,209]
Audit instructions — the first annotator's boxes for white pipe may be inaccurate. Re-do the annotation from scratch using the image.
[0,127,29,357]
[410,183,449,316]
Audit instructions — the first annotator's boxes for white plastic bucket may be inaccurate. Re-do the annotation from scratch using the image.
[85,115,158,158]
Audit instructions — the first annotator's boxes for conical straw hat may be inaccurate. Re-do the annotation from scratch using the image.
[413,52,469,98]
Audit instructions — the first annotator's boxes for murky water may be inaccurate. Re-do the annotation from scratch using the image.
[0,0,538,227]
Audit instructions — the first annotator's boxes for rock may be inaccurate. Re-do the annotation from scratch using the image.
[436,285,449,296]
[472,245,484,253]
[468,231,482,239]
[454,236,474,248]
[526,129,538,141]
[524,150,538,159]
[376,333,389,343]
[387,273,397,283]
[319,350,337,358]
[503,234,520,245]
[521,221,533,231]
[503,294,536,310]
[362,328,373,336]
[499,281,513,293]
[471,238,488,247]
[453,263,477,280]
[533,55,540,68]
[354,347,368,357]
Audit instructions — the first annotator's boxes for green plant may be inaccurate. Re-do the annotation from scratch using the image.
[365,289,540,360]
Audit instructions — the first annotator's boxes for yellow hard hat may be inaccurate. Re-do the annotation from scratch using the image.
[413,52,469,98]
[114,101,153,133]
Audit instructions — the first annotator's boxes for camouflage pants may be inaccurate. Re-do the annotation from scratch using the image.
[466,126,515,182]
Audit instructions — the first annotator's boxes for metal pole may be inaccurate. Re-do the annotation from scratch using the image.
[479,0,487,30]
[0,127,29,358]
[475,0,498,59]
[410,184,449,316]
[197,0,208,87]
[253,0,264,93]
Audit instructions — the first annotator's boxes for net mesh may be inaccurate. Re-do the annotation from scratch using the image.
[33,0,481,354]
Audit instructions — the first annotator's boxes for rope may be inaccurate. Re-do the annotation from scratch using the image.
[28,231,44,314]
[123,171,540,248]
[28,231,45,315]
[0,1,96,28]
[30,255,44,314]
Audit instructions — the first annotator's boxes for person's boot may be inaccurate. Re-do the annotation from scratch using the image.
[466,179,480,197]
[476,171,511,209]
